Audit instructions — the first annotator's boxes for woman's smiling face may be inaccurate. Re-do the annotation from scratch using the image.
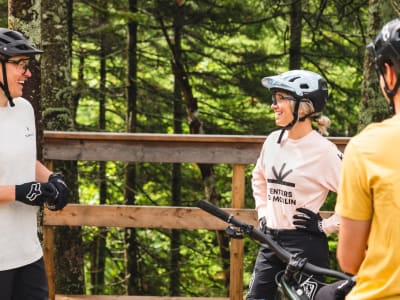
[271,91,296,127]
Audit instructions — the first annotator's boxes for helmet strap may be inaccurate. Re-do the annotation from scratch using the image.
[298,112,316,122]
[277,98,301,143]
[0,61,14,107]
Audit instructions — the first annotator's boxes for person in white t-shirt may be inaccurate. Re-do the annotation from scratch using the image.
[246,70,342,300]
[0,28,69,300]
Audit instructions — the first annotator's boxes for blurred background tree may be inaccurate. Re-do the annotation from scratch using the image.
[0,0,395,297]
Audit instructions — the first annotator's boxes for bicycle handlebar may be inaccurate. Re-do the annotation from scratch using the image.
[196,199,351,281]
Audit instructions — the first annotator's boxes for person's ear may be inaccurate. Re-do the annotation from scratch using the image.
[383,63,397,89]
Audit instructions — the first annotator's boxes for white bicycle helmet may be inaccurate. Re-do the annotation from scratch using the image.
[261,70,328,143]
[261,69,328,113]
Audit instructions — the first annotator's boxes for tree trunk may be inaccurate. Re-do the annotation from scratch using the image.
[9,0,43,158]
[125,0,140,295]
[169,6,184,294]
[289,0,302,70]
[158,2,230,291]
[359,0,397,131]
[40,0,84,294]
[90,0,108,293]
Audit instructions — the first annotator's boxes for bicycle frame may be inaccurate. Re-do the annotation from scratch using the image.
[196,199,353,300]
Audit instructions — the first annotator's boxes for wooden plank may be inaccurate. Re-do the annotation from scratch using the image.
[43,132,265,164]
[56,296,229,300]
[43,131,349,164]
[44,204,334,229]
[43,131,264,143]
[329,137,349,153]
[44,205,259,229]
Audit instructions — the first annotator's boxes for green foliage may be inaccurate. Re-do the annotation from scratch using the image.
[39,0,374,296]
[43,108,74,130]
[0,0,374,296]
[0,0,6,27]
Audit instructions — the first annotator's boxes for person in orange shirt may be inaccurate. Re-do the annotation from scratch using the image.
[316,18,400,300]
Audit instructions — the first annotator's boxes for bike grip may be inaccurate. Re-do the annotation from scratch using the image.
[196,199,231,222]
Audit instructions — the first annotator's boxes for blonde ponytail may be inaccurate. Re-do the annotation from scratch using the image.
[316,115,331,136]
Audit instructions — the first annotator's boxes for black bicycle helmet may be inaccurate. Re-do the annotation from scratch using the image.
[0,28,43,57]
[0,28,43,107]
[367,18,400,114]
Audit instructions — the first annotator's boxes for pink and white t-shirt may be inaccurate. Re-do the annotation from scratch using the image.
[252,129,342,234]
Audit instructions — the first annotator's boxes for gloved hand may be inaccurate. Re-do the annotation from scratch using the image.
[293,207,324,235]
[259,216,267,233]
[15,181,58,206]
[46,172,70,211]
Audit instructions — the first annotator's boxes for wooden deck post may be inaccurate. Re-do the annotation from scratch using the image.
[44,224,56,300]
[43,160,55,300]
[229,164,246,300]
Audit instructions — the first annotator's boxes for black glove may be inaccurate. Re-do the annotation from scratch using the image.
[259,216,267,233]
[293,207,324,235]
[334,277,356,300]
[46,172,70,211]
[15,181,58,206]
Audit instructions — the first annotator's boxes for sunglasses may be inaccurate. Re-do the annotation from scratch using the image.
[6,58,31,74]
[271,92,296,105]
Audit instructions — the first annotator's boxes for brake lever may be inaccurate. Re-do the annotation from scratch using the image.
[284,253,308,281]
[225,225,244,239]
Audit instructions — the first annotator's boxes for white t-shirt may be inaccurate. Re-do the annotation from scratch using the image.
[0,97,43,270]
[252,129,342,233]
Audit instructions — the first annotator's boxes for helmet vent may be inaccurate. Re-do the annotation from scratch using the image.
[16,44,32,50]
[0,37,9,44]
[289,76,300,82]
[300,83,309,89]
[4,30,23,41]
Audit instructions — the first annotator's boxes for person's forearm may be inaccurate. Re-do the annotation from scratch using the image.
[0,185,16,203]
[0,161,52,203]
[337,217,370,274]
[322,213,340,234]
[35,161,52,182]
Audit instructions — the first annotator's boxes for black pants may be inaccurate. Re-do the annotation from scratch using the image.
[0,257,48,300]
[246,229,329,300]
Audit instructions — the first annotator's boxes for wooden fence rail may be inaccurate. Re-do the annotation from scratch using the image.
[42,131,349,300]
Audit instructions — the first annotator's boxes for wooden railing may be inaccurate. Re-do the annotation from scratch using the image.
[42,131,350,300]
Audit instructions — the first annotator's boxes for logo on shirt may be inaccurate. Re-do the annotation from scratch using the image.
[25,126,34,137]
[267,163,296,205]
[337,151,343,160]
[267,163,295,187]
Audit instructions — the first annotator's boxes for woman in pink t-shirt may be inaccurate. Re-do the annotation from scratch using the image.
[246,70,342,300]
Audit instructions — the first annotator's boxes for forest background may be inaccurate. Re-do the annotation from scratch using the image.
[0,0,398,297]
